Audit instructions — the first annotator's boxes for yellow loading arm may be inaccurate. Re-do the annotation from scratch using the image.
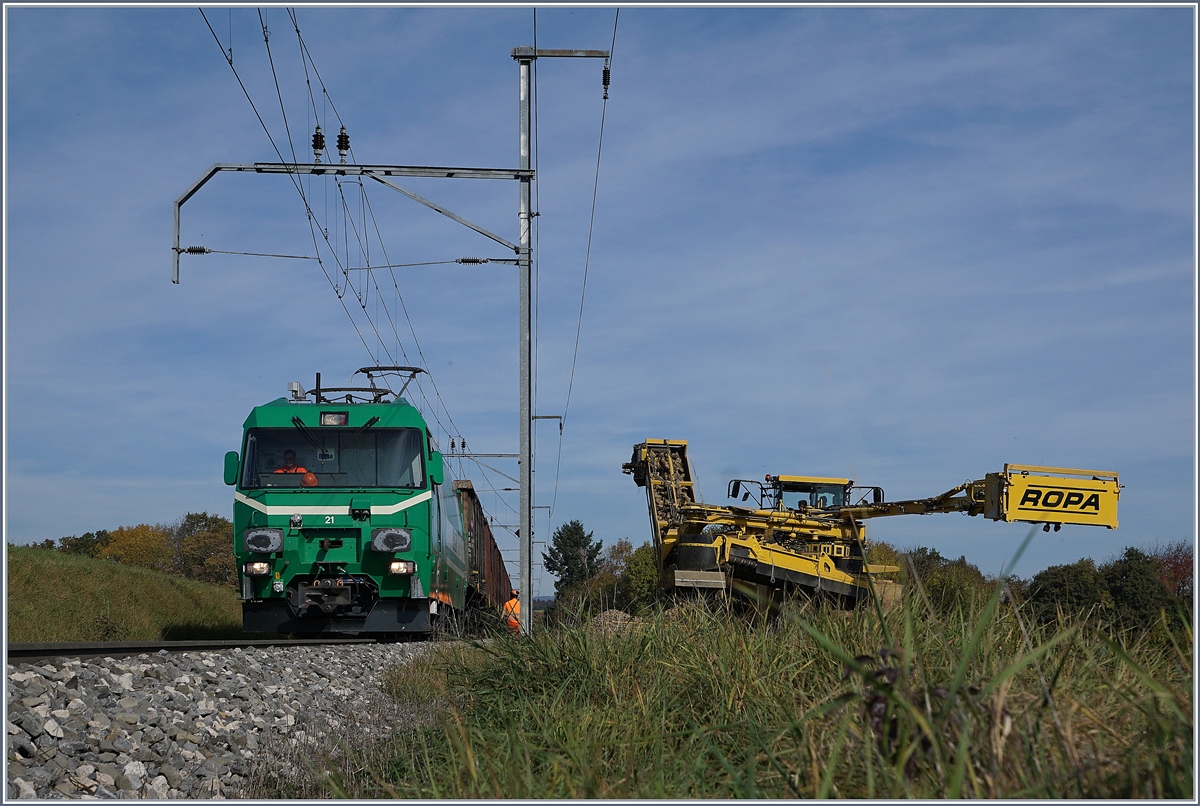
[839,464,1120,530]
[622,439,701,563]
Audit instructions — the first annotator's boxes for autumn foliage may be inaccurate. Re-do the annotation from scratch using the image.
[171,512,237,587]
[1151,540,1193,599]
[53,512,236,589]
[99,524,173,573]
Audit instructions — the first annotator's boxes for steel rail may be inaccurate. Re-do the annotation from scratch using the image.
[6,637,382,665]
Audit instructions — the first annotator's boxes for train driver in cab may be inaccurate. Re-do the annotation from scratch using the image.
[274,449,307,474]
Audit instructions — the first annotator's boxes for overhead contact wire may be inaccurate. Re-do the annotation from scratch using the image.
[208,8,517,541]
[199,8,359,349]
[551,8,619,517]
[262,10,403,374]
[287,8,461,457]
[258,8,300,166]
[287,6,461,448]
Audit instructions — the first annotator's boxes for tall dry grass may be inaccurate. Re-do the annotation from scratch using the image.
[262,547,1191,799]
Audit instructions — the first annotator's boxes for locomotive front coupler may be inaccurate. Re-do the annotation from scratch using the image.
[289,573,378,617]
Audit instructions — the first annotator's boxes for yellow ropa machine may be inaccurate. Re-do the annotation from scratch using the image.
[622,440,1120,605]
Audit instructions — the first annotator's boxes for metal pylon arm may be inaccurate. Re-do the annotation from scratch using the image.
[366,174,519,253]
[172,162,529,283]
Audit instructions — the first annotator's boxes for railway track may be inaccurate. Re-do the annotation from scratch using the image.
[6,637,381,665]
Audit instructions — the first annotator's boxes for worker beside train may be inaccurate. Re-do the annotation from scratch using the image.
[503,589,520,635]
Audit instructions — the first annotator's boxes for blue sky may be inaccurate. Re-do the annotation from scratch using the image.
[4,6,1195,595]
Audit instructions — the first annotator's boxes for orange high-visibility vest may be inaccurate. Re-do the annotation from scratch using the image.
[274,465,307,474]
[502,598,520,633]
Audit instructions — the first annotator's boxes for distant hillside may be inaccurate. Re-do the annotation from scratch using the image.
[7,546,249,642]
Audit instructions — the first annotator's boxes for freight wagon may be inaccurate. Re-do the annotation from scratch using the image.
[455,479,513,609]
[226,368,512,636]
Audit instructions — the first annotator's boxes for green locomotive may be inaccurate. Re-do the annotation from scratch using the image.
[226,367,510,635]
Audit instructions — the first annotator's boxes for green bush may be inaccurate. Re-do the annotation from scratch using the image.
[57,530,110,557]
[896,546,986,615]
[1100,547,1170,632]
[618,542,661,614]
[864,539,903,572]
[545,537,661,620]
[1028,558,1106,624]
[1027,547,1183,639]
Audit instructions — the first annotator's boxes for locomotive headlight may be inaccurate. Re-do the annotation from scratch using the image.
[290,513,303,528]
[244,561,271,576]
[371,528,412,553]
[243,528,284,554]
[388,560,416,575]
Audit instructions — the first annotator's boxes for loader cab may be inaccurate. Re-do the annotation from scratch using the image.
[771,475,852,511]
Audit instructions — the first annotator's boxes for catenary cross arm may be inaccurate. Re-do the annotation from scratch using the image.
[172,162,529,282]
[365,174,519,253]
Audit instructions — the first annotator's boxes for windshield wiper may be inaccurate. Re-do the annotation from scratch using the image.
[291,417,324,453]
[343,416,381,450]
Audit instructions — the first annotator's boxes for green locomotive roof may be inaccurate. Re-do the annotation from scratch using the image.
[242,397,428,431]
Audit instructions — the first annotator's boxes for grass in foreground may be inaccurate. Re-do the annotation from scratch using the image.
[6,546,249,641]
[262,581,1192,799]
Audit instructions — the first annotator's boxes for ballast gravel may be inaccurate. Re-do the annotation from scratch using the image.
[5,643,429,799]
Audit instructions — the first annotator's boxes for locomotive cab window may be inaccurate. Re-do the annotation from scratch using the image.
[241,428,425,489]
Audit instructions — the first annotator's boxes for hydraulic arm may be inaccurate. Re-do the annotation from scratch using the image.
[839,463,1120,530]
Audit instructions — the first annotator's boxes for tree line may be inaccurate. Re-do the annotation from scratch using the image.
[25,512,1192,637]
[541,520,660,616]
[867,540,1192,636]
[24,513,236,589]
[541,519,1192,638]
